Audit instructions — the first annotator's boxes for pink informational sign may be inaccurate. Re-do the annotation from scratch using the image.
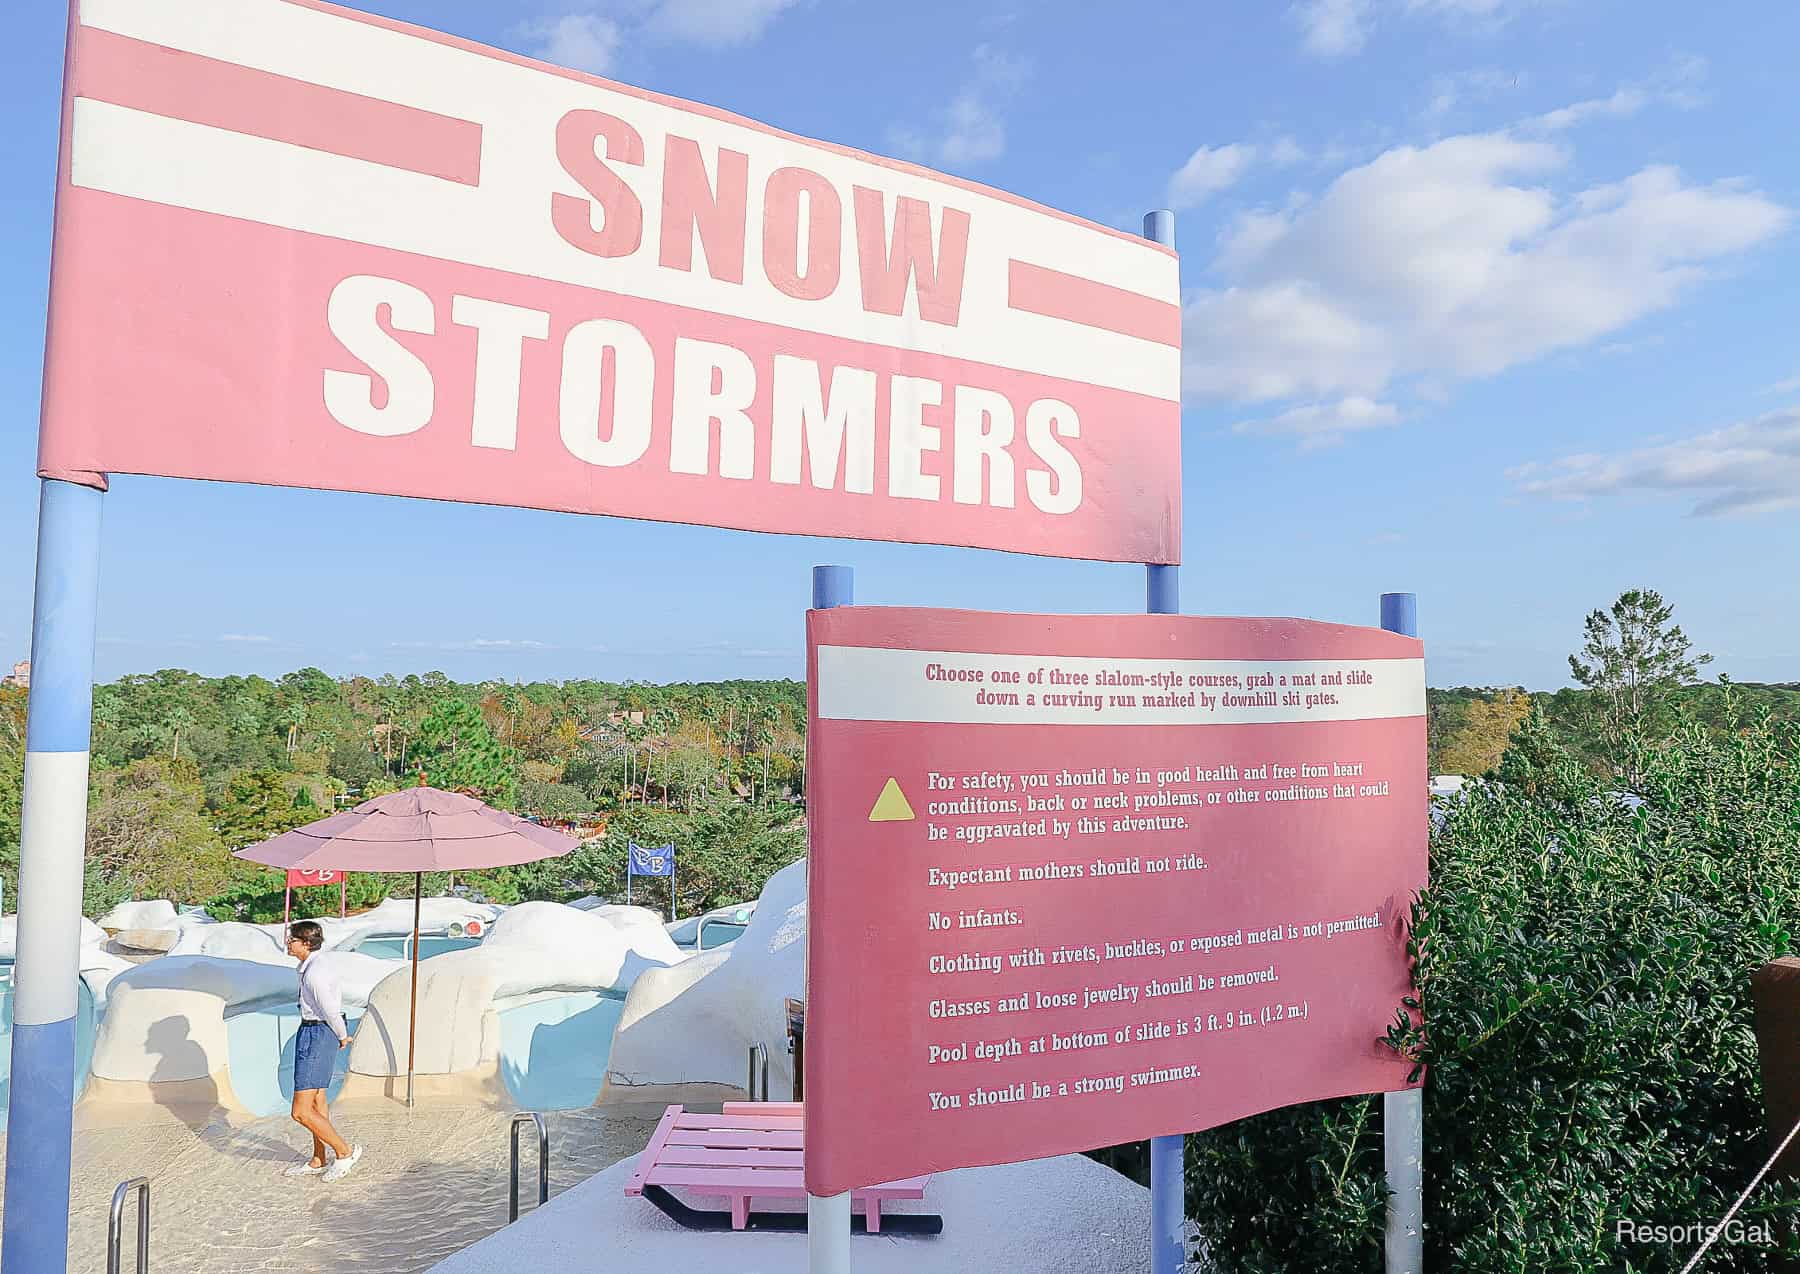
[38,0,1181,564]
[804,608,1426,1196]
[286,868,344,888]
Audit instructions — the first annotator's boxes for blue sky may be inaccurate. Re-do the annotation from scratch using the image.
[2,0,1797,689]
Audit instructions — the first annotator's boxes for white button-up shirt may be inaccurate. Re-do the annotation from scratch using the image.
[297,953,349,1042]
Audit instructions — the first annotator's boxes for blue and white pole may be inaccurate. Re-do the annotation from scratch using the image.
[1142,207,1188,1274]
[1380,592,1424,1274]
[4,479,104,1274]
[806,565,853,1274]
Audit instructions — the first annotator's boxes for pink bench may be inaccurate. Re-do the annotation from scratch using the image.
[625,1103,941,1236]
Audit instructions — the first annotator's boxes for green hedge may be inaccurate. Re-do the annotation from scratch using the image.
[1182,702,1800,1272]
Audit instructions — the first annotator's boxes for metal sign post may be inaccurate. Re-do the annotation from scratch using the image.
[4,479,103,1274]
[1381,592,1424,1274]
[806,564,854,1274]
[1142,208,1188,1274]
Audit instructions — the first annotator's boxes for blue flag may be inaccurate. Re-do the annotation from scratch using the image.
[628,841,676,877]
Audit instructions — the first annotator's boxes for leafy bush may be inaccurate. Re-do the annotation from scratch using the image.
[511,802,804,914]
[1182,700,1800,1272]
[516,779,593,822]
[205,871,392,924]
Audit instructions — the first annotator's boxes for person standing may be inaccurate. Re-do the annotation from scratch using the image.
[284,920,365,1181]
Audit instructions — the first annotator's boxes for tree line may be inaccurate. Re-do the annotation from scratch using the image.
[0,670,807,921]
[1431,589,1797,778]
[1,589,1791,923]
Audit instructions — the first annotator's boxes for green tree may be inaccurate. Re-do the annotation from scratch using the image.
[0,685,25,905]
[1434,688,1532,777]
[1569,588,1712,783]
[328,738,385,793]
[216,768,313,848]
[87,758,242,904]
[516,779,590,822]
[414,696,517,805]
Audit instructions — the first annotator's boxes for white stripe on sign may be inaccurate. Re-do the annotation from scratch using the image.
[72,0,1180,403]
[815,647,1426,727]
[13,750,94,1026]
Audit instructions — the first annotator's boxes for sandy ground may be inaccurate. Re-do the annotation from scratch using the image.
[0,1095,696,1273]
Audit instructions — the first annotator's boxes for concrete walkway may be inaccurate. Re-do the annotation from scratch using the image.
[427,1150,1152,1274]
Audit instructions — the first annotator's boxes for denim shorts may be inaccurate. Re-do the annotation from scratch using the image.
[294,1021,337,1092]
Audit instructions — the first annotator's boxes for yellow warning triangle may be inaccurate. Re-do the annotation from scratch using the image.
[868,777,916,822]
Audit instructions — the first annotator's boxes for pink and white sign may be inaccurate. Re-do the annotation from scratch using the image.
[286,868,344,888]
[804,608,1426,1195]
[39,0,1181,564]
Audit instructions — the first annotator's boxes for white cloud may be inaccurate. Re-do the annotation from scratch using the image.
[1268,136,1309,167]
[1234,396,1401,448]
[1424,69,1522,121]
[1167,144,1256,209]
[219,633,274,644]
[1296,0,1546,59]
[1524,86,1650,134]
[388,638,555,652]
[1521,58,1706,134]
[1405,0,1522,18]
[514,0,799,72]
[515,12,624,73]
[1292,0,1373,58]
[1510,407,1800,517]
[1163,139,1307,211]
[1185,283,1392,402]
[1182,128,1788,422]
[1764,375,1800,397]
[644,0,803,46]
[891,46,1030,169]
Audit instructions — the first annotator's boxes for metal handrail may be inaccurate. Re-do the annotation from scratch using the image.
[107,1177,150,1274]
[509,1113,549,1222]
[747,1041,770,1102]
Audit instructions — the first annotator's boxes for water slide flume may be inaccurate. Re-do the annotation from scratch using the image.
[231,780,579,1106]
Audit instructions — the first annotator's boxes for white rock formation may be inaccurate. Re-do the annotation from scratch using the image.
[82,956,296,1114]
[606,860,803,1097]
[312,949,410,1016]
[0,914,108,957]
[169,922,290,965]
[344,901,684,1103]
[96,901,217,955]
[96,900,181,931]
[79,949,405,1117]
[584,904,669,934]
[2,915,135,1010]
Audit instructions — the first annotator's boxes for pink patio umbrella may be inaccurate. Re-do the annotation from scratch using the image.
[233,781,579,1106]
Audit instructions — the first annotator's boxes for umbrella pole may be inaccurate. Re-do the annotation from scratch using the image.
[407,871,421,1109]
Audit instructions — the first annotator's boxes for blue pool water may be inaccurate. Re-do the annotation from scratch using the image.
[697,921,748,950]
[498,990,627,1110]
[219,987,628,1116]
[0,961,98,1132]
[352,934,482,961]
[226,1003,363,1113]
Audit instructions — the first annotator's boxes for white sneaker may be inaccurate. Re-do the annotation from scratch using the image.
[284,1158,327,1177]
[321,1145,364,1183]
